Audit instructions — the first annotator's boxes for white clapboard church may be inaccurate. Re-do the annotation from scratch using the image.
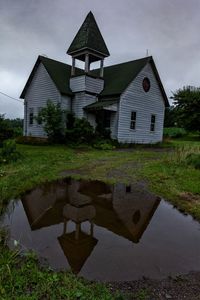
[21,11,169,143]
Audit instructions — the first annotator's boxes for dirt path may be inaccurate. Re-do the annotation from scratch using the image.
[108,272,200,299]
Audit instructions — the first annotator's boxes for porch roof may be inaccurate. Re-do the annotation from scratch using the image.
[84,99,119,111]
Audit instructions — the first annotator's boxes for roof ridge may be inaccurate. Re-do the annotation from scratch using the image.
[39,55,70,66]
[85,12,93,46]
[39,55,151,72]
[39,55,83,71]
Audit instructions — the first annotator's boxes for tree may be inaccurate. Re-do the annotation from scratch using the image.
[171,86,200,132]
[36,100,66,142]
[0,114,14,146]
[4,118,23,137]
[164,106,178,127]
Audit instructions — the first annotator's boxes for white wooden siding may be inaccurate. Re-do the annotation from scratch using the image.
[72,93,98,128]
[61,95,71,111]
[72,93,97,118]
[70,75,104,94]
[118,63,165,144]
[24,62,62,137]
[85,76,104,93]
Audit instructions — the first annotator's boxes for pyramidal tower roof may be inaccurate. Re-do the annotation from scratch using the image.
[67,11,110,57]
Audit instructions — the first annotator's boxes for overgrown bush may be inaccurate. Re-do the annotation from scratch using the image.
[0,140,21,164]
[65,118,94,144]
[95,124,111,140]
[0,115,14,146]
[33,100,115,146]
[35,100,65,143]
[0,116,23,147]
[163,127,187,138]
[66,111,75,129]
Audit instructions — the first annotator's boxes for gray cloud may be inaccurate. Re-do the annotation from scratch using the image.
[1,0,200,118]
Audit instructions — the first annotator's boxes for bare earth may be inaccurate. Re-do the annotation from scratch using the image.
[107,272,200,299]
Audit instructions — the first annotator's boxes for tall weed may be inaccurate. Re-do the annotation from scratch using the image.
[0,140,21,164]
[167,144,200,168]
[164,127,187,138]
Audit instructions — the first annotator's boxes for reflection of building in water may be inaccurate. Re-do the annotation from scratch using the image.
[58,201,97,274]
[81,181,160,243]
[21,178,160,272]
[112,183,160,242]
[21,179,70,230]
[22,178,160,242]
[21,178,98,274]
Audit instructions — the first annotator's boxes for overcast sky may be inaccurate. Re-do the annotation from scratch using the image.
[1,0,200,118]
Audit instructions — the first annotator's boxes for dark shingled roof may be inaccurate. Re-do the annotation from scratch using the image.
[20,56,83,98]
[95,56,169,107]
[20,55,169,107]
[40,56,83,95]
[67,11,110,57]
[93,57,149,97]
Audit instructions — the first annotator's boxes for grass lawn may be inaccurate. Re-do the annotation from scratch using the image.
[0,139,200,220]
[0,138,200,299]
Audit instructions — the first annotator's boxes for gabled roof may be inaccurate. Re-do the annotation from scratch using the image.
[94,57,150,97]
[67,11,110,57]
[92,56,169,107]
[20,55,169,107]
[20,56,83,98]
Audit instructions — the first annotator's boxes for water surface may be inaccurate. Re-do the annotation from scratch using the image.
[1,178,200,281]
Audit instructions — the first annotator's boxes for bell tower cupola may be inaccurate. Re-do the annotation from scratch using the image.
[67,11,110,78]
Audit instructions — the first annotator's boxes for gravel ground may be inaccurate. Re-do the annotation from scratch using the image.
[107,272,200,299]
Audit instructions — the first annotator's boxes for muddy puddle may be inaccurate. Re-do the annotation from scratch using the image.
[0,178,200,281]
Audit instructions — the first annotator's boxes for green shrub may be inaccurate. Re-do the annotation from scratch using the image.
[65,118,94,144]
[95,126,111,140]
[0,115,14,147]
[0,140,21,164]
[66,111,75,129]
[163,127,187,138]
[185,153,200,169]
[35,100,66,142]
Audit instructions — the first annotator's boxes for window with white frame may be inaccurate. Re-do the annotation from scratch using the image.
[130,111,137,130]
[29,108,34,125]
[150,114,156,132]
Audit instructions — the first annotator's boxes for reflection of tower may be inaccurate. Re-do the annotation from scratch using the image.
[58,197,98,274]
